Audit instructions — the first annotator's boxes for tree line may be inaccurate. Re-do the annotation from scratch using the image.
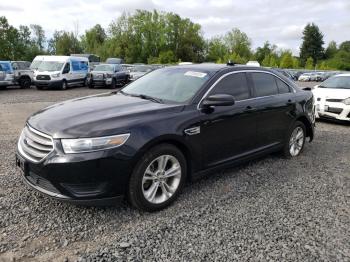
[0,10,349,70]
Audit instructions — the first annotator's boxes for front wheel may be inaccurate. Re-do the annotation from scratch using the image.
[20,77,31,89]
[61,80,68,90]
[111,78,116,89]
[128,144,187,212]
[283,121,306,158]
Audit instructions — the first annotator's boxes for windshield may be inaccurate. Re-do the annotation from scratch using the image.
[0,62,12,73]
[132,65,152,72]
[30,60,42,70]
[93,64,114,72]
[122,68,210,103]
[319,76,350,89]
[37,61,64,72]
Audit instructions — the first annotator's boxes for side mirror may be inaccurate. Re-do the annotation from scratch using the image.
[202,94,235,108]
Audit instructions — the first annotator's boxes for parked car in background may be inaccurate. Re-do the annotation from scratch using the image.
[0,64,6,89]
[34,56,89,90]
[0,61,33,89]
[246,61,260,67]
[298,73,315,82]
[71,54,100,70]
[16,64,315,211]
[313,74,350,122]
[106,58,124,64]
[129,65,153,81]
[88,64,130,89]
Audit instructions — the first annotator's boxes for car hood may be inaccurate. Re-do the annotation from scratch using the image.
[27,92,184,138]
[91,71,111,75]
[312,87,350,99]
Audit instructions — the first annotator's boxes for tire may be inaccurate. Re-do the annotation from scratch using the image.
[282,121,306,158]
[111,78,116,89]
[61,80,67,90]
[88,83,94,89]
[82,78,88,87]
[128,144,187,212]
[36,86,43,90]
[0,86,7,90]
[20,77,31,89]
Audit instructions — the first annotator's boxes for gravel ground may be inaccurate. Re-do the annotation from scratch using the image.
[0,84,349,261]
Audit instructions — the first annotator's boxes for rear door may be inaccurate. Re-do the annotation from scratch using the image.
[197,72,258,168]
[248,72,295,148]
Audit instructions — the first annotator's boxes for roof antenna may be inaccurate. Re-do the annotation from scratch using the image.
[227,60,235,66]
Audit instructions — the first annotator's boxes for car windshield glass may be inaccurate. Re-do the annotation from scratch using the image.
[319,76,350,89]
[132,65,152,72]
[122,68,210,103]
[0,62,12,73]
[30,60,42,70]
[37,61,64,72]
[93,65,114,71]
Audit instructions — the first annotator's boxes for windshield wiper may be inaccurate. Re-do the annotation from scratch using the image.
[119,91,163,103]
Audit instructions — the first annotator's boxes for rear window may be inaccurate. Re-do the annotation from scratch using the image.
[251,72,278,97]
[275,78,291,94]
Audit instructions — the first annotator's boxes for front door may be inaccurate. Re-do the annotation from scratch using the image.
[197,72,258,168]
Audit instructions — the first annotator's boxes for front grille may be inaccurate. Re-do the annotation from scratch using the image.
[326,98,343,103]
[326,107,343,114]
[92,74,104,80]
[26,171,59,194]
[36,75,51,80]
[18,126,54,162]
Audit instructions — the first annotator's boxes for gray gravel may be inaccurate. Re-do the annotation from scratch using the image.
[0,85,349,261]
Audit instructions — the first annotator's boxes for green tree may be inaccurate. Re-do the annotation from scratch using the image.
[206,37,227,62]
[255,41,277,64]
[305,57,314,69]
[48,30,82,55]
[224,28,251,60]
[325,41,337,59]
[339,41,350,53]
[30,24,46,51]
[300,23,324,66]
[279,51,294,68]
[81,24,106,54]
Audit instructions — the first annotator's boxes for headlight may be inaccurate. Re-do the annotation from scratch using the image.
[61,133,130,154]
[51,73,60,78]
[342,97,350,105]
[106,73,113,78]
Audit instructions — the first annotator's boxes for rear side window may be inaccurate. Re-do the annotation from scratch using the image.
[275,78,291,94]
[251,72,278,97]
[210,73,250,101]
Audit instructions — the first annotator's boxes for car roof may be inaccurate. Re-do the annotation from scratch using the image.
[168,63,273,74]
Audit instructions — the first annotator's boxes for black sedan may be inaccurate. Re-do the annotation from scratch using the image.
[16,64,315,211]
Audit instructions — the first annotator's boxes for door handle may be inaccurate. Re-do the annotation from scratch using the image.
[287,99,294,105]
[244,105,255,112]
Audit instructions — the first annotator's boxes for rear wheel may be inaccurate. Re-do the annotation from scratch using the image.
[36,86,43,90]
[0,86,7,90]
[128,144,187,212]
[283,121,306,158]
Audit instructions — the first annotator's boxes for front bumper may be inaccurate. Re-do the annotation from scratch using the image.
[315,102,350,121]
[16,143,135,205]
[90,78,113,87]
[34,80,62,89]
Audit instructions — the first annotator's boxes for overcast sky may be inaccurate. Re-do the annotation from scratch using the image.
[1,0,350,55]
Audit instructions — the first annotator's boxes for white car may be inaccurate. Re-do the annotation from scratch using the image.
[312,74,350,121]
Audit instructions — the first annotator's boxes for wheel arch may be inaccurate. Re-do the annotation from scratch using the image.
[296,115,313,142]
[134,135,195,181]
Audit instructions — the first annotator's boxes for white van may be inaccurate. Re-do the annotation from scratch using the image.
[33,56,89,90]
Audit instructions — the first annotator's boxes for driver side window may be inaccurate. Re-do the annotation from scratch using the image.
[210,73,250,101]
[63,63,70,74]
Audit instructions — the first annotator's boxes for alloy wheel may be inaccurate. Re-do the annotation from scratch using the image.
[289,126,304,156]
[142,155,181,204]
